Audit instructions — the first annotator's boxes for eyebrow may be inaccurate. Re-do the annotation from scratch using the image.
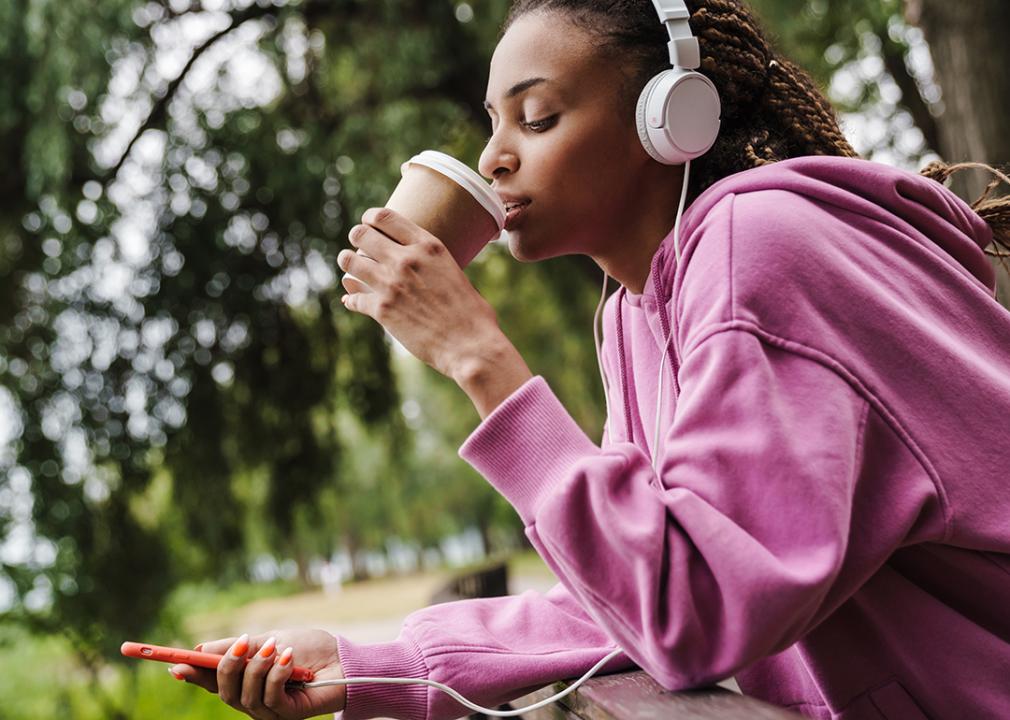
[483,77,550,111]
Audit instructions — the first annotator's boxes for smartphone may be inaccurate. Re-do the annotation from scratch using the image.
[121,641,316,683]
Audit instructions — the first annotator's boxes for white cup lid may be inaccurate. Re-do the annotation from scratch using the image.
[400,150,505,233]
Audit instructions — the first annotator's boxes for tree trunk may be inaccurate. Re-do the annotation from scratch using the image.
[907,0,1010,304]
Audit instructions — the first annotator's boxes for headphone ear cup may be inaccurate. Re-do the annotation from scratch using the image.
[637,68,721,165]
[636,72,668,164]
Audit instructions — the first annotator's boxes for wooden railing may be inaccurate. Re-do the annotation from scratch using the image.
[431,559,804,720]
[506,671,804,720]
[429,558,509,605]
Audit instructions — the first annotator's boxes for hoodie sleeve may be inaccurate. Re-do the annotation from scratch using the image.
[333,400,637,720]
[457,327,937,689]
[334,580,635,720]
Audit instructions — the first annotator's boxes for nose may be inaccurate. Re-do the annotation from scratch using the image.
[478,132,518,181]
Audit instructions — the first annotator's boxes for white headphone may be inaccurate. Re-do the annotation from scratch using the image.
[636,0,721,164]
[597,0,720,465]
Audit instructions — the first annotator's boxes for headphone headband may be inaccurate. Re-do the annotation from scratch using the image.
[650,0,701,69]
[636,0,720,165]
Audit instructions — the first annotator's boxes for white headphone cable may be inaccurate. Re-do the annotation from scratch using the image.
[297,647,624,717]
[651,158,691,471]
[593,269,613,446]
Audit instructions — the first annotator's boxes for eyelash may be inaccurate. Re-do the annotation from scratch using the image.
[487,115,557,140]
[523,116,556,132]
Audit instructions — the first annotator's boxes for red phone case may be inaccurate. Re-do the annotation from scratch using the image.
[121,641,316,683]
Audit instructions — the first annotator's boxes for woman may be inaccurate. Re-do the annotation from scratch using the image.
[171,1,1010,718]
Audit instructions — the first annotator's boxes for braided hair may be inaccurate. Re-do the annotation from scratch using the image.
[501,0,1010,269]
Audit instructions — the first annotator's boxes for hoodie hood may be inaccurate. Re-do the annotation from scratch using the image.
[634,156,996,307]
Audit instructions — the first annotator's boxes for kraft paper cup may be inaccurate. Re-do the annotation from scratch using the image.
[391,150,505,268]
[342,151,505,293]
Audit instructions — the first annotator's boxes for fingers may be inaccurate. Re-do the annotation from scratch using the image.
[348,221,400,263]
[180,633,290,719]
[337,248,382,291]
[340,271,372,295]
[195,637,237,655]
[360,207,428,247]
[216,633,251,710]
[340,290,383,321]
[241,635,283,716]
[170,663,219,693]
[263,646,297,710]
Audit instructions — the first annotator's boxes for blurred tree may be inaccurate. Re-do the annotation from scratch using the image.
[0,1,603,702]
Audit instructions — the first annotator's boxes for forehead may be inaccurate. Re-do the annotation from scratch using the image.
[485,12,612,105]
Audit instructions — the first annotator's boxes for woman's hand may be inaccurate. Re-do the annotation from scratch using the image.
[338,207,535,419]
[170,628,345,720]
[337,207,508,382]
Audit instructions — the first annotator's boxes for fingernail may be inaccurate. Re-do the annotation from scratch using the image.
[278,647,293,667]
[168,666,184,681]
[194,643,203,652]
[259,636,277,658]
[231,633,249,657]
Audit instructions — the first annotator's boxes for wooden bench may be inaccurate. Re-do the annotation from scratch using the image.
[430,559,804,719]
[429,558,509,605]
[506,671,804,719]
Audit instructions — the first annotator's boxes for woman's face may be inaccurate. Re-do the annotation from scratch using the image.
[478,11,653,263]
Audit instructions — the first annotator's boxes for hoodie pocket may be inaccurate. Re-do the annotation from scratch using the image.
[837,679,931,720]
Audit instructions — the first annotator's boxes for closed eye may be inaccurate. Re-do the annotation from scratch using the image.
[522,116,557,132]
[485,115,558,142]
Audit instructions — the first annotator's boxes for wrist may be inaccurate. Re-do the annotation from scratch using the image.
[452,334,533,420]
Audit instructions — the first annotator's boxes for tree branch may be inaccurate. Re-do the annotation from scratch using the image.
[105,2,281,181]
[876,31,941,156]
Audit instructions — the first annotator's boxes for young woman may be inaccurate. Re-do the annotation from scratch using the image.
[171,1,1010,718]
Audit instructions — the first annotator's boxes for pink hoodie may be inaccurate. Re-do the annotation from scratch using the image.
[334,156,1010,720]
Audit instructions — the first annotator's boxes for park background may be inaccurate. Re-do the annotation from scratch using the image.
[0,0,1007,717]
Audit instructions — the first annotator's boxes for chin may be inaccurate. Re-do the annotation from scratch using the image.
[507,232,556,263]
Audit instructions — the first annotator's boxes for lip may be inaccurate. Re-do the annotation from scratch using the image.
[504,201,530,231]
[494,189,530,205]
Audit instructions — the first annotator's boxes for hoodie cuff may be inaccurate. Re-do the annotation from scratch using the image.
[335,635,429,720]
[458,375,600,525]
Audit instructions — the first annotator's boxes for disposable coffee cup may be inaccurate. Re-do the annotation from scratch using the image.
[342,150,505,292]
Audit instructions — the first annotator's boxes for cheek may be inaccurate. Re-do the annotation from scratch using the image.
[553,128,629,213]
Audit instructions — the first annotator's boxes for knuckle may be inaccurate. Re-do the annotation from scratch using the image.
[397,255,420,273]
[377,298,395,317]
[422,239,444,258]
[387,281,406,300]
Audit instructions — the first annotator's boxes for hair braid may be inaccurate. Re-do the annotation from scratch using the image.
[920,161,1010,275]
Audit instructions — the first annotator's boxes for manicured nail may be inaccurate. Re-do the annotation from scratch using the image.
[278,647,293,667]
[231,633,249,657]
[168,666,184,681]
[259,636,277,658]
